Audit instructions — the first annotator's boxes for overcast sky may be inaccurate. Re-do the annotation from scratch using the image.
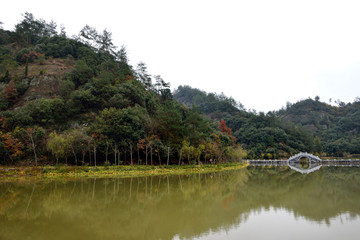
[2,0,360,112]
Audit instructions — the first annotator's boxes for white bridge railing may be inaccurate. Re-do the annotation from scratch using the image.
[246,155,360,174]
[287,152,322,163]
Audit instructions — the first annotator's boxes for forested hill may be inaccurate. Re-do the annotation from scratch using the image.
[277,98,360,156]
[174,85,360,158]
[0,13,244,166]
[1,14,358,166]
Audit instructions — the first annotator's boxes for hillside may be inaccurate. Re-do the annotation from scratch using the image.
[0,13,244,166]
[174,86,314,159]
[174,86,360,158]
[277,98,360,156]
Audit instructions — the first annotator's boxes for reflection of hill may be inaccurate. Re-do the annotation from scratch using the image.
[0,167,359,240]
[243,166,360,223]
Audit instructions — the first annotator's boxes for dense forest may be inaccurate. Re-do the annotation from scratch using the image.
[0,13,244,166]
[174,86,360,158]
[277,97,360,156]
[0,13,359,166]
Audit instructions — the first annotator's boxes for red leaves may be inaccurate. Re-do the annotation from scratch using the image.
[219,119,236,144]
[219,119,233,136]
[219,119,227,133]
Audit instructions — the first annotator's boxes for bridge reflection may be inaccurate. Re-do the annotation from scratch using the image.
[247,154,360,174]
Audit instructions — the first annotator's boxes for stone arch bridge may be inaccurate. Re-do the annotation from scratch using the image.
[287,152,322,163]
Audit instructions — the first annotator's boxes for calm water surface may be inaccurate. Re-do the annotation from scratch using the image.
[1,166,360,240]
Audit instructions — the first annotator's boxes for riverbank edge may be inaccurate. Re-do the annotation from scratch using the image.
[0,162,248,181]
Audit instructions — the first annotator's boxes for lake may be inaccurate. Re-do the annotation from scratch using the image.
[1,165,360,240]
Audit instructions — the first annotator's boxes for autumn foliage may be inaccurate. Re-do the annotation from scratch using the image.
[21,51,44,63]
[4,81,18,103]
[0,132,24,158]
[219,119,236,143]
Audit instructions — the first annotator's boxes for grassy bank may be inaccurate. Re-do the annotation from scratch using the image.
[0,163,248,180]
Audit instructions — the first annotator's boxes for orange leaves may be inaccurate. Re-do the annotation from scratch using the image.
[125,75,134,81]
[137,139,146,150]
[138,135,159,149]
[0,117,7,130]
[219,119,228,133]
[26,127,34,135]
[1,132,24,158]
[4,81,18,102]
[22,51,44,63]
[91,132,99,139]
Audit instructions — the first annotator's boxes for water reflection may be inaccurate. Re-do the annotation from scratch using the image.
[249,160,360,174]
[0,166,360,240]
[288,162,322,174]
[189,208,360,240]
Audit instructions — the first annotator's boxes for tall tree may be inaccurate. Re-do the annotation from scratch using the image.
[95,106,148,164]
[21,127,45,166]
[47,132,68,165]
[136,62,152,89]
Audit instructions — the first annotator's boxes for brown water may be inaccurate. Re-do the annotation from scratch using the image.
[0,166,360,240]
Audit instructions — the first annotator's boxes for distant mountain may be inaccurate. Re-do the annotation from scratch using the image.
[174,85,360,158]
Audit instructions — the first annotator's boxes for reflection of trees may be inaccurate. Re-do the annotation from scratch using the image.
[0,171,250,240]
[0,167,359,240]
[243,166,360,223]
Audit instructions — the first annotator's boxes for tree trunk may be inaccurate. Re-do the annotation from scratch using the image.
[158,147,161,166]
[89,146,92,166]
[114,143,117,166]
[118,150,121,166]
[150,146,153,165]
[130,144,133,165]
[94,145,97,167]
[145,145,148,165]
[82,151,85,166]
[178,149,182,166]
[105,140,109,163]
[71,146,78,166]
[28,133,37,166]
[167,146,170,165]
[137,148,140,165]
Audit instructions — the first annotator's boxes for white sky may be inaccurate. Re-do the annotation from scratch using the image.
[1,0,360,112]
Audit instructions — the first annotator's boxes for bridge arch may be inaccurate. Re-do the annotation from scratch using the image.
[288,152,322,163]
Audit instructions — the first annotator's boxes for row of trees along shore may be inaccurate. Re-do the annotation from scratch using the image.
[0,13,246,166]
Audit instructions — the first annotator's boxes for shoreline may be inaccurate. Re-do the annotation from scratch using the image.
[0,163,248,181]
